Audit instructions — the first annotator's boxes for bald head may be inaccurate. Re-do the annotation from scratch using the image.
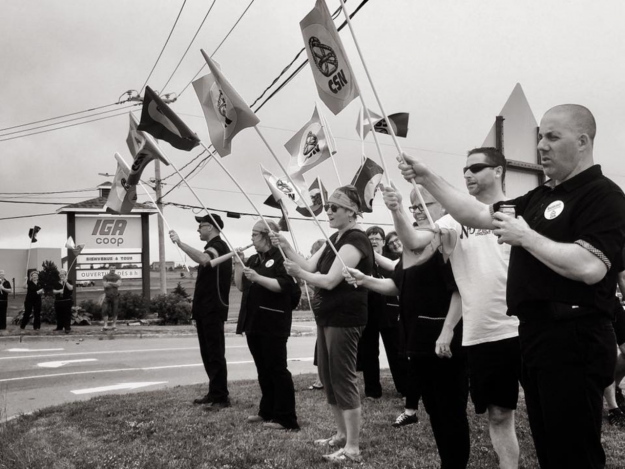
[545,104,596,144]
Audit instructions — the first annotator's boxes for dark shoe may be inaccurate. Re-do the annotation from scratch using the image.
[608,408,625,428]
[204,399,231,411]
[392,411,418,428]
[615,386,625,410]
[64,329,71,334]
[54,328,63,331]
[193,395,213,405]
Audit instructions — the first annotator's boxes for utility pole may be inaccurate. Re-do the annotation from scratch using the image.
[154,162,167,295]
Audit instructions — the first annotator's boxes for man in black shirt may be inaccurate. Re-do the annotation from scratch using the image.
[170,214,233,410]
[398,104,625,468]
[0,270,11,330]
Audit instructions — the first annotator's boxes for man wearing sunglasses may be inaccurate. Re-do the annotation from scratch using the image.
[385,146,521,468]
[170,214,233,410]
[397,104,625,468]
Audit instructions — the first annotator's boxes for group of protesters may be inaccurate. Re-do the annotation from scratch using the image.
[170,103,625,468]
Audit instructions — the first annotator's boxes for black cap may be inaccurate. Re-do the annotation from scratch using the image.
[195,213,224,230]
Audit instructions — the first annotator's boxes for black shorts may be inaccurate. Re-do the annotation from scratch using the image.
[613,302,625,346]
[465,336,522,414]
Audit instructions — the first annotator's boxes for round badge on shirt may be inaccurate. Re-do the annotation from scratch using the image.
[544,200,564,220]
[265,259,275,268]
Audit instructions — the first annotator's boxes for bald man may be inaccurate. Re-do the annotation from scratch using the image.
[397,104,625,468]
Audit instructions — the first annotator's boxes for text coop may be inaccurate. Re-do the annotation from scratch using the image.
[91,219,127,245]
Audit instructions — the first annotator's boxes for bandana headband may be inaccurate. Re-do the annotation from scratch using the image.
[328,190,361,216]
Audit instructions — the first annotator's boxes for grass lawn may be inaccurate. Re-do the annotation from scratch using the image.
[1,373,624,469]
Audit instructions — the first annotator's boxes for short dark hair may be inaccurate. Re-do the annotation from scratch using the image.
[467,147,507,185]
[366,226,385,240]
[336,185,361,214]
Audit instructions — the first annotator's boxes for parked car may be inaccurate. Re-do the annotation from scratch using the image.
[76,280,95,287]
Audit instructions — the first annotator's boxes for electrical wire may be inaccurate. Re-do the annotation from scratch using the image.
[0,108,137,143]
[178,0,257,96]
[0,104,137,138]
[0,188,97,195]
[160,0,218,93]
[140,0,188,94]
[0,212,58,221]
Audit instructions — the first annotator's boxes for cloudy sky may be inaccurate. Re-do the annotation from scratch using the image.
[2,0,624,264]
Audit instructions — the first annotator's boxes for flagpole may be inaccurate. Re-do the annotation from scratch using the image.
[278,199,313,311]
[317,177,330,228]
[158,151,245,266]
[254,126,352,273]
[316,102,342,185]
[25,230,34,276]
[197,142,289,261]
[137,181,190,272]
[337,0,435,229]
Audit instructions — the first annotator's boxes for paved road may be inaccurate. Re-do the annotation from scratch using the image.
[0,331,391,421]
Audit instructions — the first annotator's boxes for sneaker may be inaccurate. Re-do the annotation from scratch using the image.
[615,386,625,410]
[608,408,625,428]
[204,399,231,411]
[392,412,419,428]
[193,395,213,405]
[262,421,287,430]
[247,415,265,423]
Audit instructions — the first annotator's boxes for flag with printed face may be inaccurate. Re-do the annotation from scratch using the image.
[300,0,359,115]
[28,226,41,243]
[351,157,384,213]
[356,108,409,139]
[260,165,309,209]
[296,177,327,217]
[138,86,200,151]
[193,50,260,157]
[106,153,138,214]
[126,113,170,186]
[285,104,336,177]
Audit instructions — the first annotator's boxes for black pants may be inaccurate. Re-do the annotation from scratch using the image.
[247,334,299,429]
[520,316,616,469]
[414,353,470,469]
[0,300,7,329]
[196,318,228,401]
[21,300,41,329]
[358,321,408,397]
[54,300,72,331]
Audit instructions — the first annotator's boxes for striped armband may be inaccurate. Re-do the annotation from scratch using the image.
[206,247,219,260]
[489,204,496,219]
[574,240,611,270]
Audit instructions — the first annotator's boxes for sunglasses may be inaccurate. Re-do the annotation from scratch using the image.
[462,163,498,175]
[323,203,341,213]
[409,202,436,213]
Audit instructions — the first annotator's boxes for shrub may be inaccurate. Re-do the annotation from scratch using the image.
[150,293,192,325]
[118,292,150,320]
[38,260,60,294]
[79,299,103,320]
[41,296,57,323]
[172,282,190,299]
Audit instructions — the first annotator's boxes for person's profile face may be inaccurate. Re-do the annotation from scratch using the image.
[197,223,212,241]
[537,112,581,182]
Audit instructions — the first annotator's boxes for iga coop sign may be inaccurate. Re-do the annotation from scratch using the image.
[75,216,142,250]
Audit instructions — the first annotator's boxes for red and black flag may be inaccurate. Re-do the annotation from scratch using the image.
[350,157,384,213]
[138,86,200,151]
[357,108,409,139]
[263,195,290,232]
[28,226,41,243]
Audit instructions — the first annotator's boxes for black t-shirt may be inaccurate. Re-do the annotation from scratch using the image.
[192,236,232,322]
[494,165,625,320]
[367,262,400,329]
[26,281,42,303]
[54,281,73,301]
[0,279,10,301]
[312,229,373,327]
[237,247,301,337]
[392,251,461,357]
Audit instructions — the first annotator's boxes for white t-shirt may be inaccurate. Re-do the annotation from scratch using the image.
[436,214,519,346]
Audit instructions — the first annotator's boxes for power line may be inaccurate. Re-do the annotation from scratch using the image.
[0,102,122,134]
[0,212,58,221]
[160,0,218,93]
[0,109,135,143]
[0,188,96,195]
[140,0,188,94]
[0,104,137,138]
[178,0,257,96]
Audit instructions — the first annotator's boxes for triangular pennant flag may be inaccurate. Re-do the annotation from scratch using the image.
[28,226,41,243]
[356,107,382,140]
[296,177,327,217]
[263,194,281,210]
[126,113,170,186]
[192,51,260,157]
[65,236,76,250]
[72,244,85,256]
[138,86,200,151]
[285,104,336,177]
[373,112,409,137]
[350,157,384,213]
[300,0,359,115]
[106,153,138,214]
[278,201,290,232]
[260,165,309,208]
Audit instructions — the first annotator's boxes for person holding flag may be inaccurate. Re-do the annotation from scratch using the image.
[0,270,11,331]
[170,214,233,411]
[233,220,301,431]
[21,271,44,331]
[52,269,73,333]
[270,185,372,464]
